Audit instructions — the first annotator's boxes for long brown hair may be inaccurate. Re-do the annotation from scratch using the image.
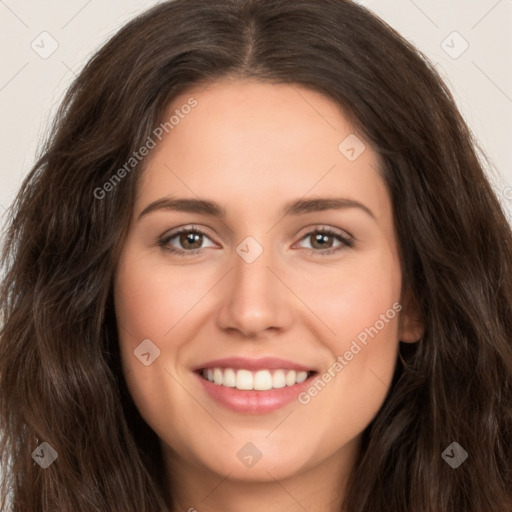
[1,1,511,510]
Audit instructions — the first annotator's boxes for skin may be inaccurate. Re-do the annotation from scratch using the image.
[114,78,423,512]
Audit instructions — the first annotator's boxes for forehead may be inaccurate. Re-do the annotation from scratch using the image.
[136,79,390,224]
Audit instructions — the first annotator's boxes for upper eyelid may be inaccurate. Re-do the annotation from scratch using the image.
[161,225,217,243]
[295,225,354,241]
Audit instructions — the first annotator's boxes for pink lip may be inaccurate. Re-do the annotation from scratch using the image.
[194,370,317,414]
[192,356,316,372]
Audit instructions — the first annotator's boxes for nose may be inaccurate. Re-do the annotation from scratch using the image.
[215,240,293,339]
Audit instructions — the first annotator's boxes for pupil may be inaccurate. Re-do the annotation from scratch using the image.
[313,233,332,249]
[182,232,201,249]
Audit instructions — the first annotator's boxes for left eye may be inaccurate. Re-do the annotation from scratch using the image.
[158,226,354,256]
[295,228,354,254]
[158,228,216,254]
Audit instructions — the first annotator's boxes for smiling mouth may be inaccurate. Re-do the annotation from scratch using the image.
[196,367,318,391]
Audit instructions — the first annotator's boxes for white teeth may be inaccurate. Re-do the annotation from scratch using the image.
[253,370,273,391]
[201,367,312,390]
[223,368,236,387]
[296,371,308,383]
[272,369,287,389]
[286,370,296,386]
[236,369,253,390]
[213,368,223,385]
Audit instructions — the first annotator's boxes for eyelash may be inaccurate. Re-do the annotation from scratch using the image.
[157,225,355,257]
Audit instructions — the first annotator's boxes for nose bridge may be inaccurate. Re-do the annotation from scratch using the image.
[216,234,289,335]
[234,238,274,299]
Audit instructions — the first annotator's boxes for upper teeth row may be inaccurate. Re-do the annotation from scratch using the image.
[202,368,310,390]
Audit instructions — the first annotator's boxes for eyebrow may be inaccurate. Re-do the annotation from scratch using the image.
[138,196,376,221]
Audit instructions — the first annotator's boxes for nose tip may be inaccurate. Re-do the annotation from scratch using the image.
[215,241,291,337]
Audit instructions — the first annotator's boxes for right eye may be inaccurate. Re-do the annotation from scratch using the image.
[158,226,217,256]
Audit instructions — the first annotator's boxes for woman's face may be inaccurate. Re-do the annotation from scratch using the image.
[114,79,421,497]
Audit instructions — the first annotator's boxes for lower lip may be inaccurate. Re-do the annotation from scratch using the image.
[194,371,317,414]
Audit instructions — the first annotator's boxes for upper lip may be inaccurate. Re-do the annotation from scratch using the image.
[193,357,317,373]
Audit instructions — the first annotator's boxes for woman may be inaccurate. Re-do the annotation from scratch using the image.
[1,1,511,511]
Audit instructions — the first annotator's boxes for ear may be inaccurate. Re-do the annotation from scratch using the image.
[398,288,424,343]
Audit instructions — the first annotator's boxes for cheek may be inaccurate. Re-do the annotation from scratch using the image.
[299,250,401,432]
[113,251,193,422]
[304,248,401,350]
[113,263,207,460]
[114,251,212,341]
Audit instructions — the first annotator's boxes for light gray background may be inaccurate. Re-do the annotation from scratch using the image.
[0,0,511,222]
